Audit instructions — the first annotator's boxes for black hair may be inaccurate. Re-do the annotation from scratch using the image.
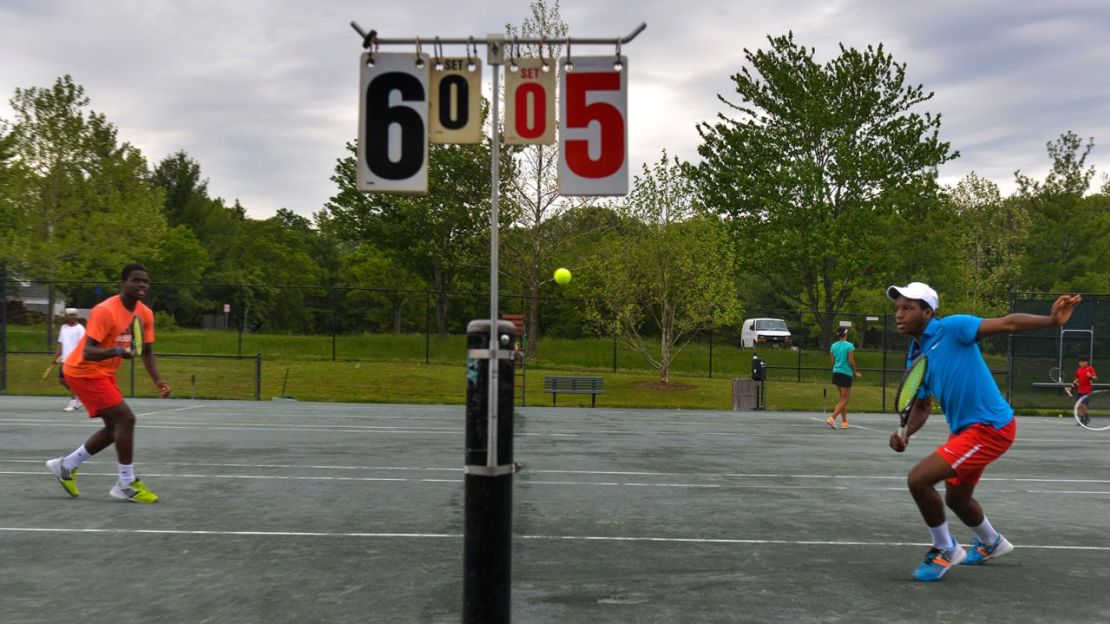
[836,327,849,337]
[1079,355,1090,362]
[121,263,148,281]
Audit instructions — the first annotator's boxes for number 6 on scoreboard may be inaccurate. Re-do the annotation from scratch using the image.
[558,56,628,196]
[357,52,430,194]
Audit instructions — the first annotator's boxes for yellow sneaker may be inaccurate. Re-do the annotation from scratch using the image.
[825,417,837,429]
[46,457,80,497]
[110,479,159,503]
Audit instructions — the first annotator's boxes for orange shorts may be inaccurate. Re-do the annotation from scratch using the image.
[64,374,124,418]
[938,419,1016,486]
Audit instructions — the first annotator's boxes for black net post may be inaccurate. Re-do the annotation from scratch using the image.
[463,319,515,624]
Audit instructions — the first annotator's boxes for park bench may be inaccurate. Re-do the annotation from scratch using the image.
[544,375,604,407]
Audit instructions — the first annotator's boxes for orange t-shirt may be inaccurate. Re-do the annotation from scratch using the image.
[64,295,155,379]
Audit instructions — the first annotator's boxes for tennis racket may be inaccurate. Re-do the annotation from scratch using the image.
[895,355,928,442]
[1074,389,1108,431]
[40,362,56,382]
[130,315,144,357]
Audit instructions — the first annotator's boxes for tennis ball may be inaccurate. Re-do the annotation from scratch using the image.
[554,268,572,285]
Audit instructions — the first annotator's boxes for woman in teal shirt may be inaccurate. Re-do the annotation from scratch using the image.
[826,326,862,429]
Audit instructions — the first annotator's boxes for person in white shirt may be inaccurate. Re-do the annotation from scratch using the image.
[55,308,86,411]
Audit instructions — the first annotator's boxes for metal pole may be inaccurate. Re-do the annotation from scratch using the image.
[708,330,713,379]
[881,313,888,411]
[425,291,431,364]
[255,353,262,401]
[488,44,502,472]
[0,264,6,395]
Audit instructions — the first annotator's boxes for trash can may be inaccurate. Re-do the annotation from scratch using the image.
[732,378,758,410]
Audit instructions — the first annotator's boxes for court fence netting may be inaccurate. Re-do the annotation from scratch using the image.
[2,277,1105,412]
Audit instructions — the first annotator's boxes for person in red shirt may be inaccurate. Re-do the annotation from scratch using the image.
[1069,356,1099,425]
[45,263,171,503]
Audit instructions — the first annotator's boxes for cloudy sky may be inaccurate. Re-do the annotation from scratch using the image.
[2,0,1108,219]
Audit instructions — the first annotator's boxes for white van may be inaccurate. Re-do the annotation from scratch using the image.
[740,318,792,348]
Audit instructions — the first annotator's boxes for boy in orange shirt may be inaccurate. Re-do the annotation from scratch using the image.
[46,263,171,503]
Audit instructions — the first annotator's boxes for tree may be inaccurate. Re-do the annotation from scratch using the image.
[338,243,426,334]
[691,34,957,345]
[946,173,1028,314]
[582,153,741,383]
[6,75,167,281]
[320,138,509,336]
[1014,132,1109,291]
[501,0,599,358]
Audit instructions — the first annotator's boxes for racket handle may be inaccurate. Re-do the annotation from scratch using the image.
[897,425,907,443]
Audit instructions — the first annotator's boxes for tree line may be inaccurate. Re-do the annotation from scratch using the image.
[2,10,1107,381]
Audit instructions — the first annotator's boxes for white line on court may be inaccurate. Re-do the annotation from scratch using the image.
[1,526,1108,551]
[5,459,1109,485]
[136,405,206,417]
[4,469,1108,494]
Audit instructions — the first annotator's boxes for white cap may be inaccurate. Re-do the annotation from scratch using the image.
[64,307,78,315]
[886,282,939,311]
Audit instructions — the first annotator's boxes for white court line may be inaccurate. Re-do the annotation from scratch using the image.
[4,470,1107,494]
[5,459,1110,485]
[136,405,206,417]
[0,526,1107,551]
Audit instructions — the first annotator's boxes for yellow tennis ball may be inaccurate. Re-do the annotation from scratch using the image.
[554,268,572,285]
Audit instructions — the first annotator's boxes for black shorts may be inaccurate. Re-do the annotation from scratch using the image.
[832,372,853,388]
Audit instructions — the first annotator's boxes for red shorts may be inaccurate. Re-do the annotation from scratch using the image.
[937,419,1016,486]
[64,374,124,418]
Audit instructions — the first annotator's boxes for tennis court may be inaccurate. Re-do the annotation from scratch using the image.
[1,395,1108,623]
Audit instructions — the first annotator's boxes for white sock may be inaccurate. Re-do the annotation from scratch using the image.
[63,445,92,470]
[969,517,1000,545]
[928,521,955,550]
[118,463,135,485]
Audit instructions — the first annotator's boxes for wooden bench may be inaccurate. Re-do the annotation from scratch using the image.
[544,376,604,407]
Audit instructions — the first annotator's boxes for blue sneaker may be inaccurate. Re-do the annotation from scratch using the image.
[912,543,966,581]
[962,535,1013,565]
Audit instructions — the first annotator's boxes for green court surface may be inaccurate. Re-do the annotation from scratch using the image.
[1,396,1108,623]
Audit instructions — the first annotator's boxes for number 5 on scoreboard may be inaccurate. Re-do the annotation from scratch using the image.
[357,52,430,194]
[558,56,628,196]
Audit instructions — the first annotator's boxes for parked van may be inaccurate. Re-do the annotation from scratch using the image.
[740,318,792,348]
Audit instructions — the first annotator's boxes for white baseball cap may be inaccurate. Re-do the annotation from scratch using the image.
[64,308,78,315]
[886,282,939,311]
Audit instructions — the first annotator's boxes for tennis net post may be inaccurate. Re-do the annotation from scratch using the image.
[463,319,516,624]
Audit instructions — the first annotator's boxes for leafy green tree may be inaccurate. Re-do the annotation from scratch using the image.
[1014,132,1109,291]
[582,153,741,382]
[501,0,600,357]
[6,75,167,281]
[321,138,509,336]
[146,225,211,325]
[691,34,957,345]
[946,173,1028,314]
[338,244,426,334]
[0,124,30,265]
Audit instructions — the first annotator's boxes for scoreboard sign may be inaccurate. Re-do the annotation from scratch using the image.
[503,58,555,145]
[558,56,628,196]
[430,57,483,144]
[357,52,431,194]
[356,48,631,197]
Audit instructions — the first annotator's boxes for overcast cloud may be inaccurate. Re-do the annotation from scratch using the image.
[2,0,1108,219]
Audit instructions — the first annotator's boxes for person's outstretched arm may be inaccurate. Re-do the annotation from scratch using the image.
[978,294,1082,338]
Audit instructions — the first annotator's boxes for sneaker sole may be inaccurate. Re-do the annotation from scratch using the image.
[109,486,158,503]
[46,459,79,497]
[914,547,966,581]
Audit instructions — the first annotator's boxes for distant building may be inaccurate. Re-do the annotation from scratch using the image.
[6,283,70,317]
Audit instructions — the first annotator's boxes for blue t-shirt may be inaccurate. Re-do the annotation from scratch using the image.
[830,340,855,375]
[907,315,1013,434]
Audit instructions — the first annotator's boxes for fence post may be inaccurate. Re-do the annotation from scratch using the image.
[0,264,6,395]
[612,334,618,373]
[708,329,713,378]
[425,291,431,364]
[1007,290,1015,402]
[881,313,888,411]
[255,353,262,400]
[796,346,802,382]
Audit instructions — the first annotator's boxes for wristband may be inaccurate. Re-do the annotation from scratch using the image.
[113,346,123,357]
